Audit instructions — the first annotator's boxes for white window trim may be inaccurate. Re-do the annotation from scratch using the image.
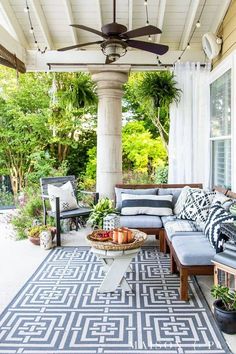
[209,50,236,190]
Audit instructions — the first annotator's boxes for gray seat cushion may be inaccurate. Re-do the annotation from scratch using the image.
[172,235,216,266]
[161,215,177,225]
[115,187,158,211]
[120,215,162,228]
[48,207,91,219]
[164,220,200,241]
[158,188,182,206]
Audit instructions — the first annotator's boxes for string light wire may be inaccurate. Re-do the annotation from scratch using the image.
[25,0,47,54]
[173,0,207,65]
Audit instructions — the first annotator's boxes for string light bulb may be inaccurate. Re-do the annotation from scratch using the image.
[144,0,148,5]
[187,43,190,49]
[146,20,149,25]
[29,27,34,33]
[24,6,29,12]
[148,35,152,41]
[196,21,201,28]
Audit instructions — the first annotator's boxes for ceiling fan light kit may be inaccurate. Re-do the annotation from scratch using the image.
[101,39,127,62]
[58,0,169,64]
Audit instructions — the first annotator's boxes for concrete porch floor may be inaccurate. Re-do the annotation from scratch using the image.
[0,228,236,353]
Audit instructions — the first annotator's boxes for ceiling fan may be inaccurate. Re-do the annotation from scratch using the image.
[58,0,169,64]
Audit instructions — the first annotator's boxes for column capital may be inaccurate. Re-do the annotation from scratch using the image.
[89,65,130,92]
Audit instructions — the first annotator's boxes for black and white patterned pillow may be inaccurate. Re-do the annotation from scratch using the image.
[178,189,215,223]
[204,202,235,252]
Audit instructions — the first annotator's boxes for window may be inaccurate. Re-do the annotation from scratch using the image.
[210,69,231,188]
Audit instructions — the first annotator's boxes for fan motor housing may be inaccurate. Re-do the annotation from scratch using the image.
[102,22,127,36]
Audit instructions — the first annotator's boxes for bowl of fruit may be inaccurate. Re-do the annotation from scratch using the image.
[89,229,113,242]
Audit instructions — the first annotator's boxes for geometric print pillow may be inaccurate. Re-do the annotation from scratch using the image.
[177,188,215,223]
[48,181,79,212]
[204,202,235,252]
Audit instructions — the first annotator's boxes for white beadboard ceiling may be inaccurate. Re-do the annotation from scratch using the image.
[0,0,231,71]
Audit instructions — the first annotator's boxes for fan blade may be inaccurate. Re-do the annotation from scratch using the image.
[70,24,108,38]
[126,40,169,55]
[58,41,103,52]
[121,25,161,39]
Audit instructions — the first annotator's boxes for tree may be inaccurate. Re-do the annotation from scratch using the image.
[49,73,97,163]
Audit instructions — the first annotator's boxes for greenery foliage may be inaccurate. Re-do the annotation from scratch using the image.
[211,285,236,311]
[88,198,116,229]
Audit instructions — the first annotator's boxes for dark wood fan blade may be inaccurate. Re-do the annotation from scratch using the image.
[126,40,169,55]
[70,24,108,38]
[58,41,103,52]
[121,25,161,39]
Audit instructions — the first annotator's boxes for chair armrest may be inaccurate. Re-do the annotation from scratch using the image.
[79,191,99,204]
[41,194,50,200]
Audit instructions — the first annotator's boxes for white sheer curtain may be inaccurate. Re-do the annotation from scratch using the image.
[168,62,211,188]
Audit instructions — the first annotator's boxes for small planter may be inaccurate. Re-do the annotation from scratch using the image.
[28,236,40,245]
[213,299,236,334]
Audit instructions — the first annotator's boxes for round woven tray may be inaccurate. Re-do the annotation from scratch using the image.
[86,229,147,251]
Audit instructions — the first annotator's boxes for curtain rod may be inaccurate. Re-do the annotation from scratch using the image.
[47,62,208,70]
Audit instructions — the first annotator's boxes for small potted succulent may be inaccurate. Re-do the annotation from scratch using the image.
[88,198,117,229]
[27,225,56,245]
[211,284,236,334]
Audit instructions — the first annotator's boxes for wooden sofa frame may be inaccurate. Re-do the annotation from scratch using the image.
[115,183,202,252]
[168,186,236,301]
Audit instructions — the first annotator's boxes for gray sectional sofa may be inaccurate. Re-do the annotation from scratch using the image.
[115,183,236,301]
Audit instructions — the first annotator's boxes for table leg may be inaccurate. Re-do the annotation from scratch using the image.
[98,255,133,293]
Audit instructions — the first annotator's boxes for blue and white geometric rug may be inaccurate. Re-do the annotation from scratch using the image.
[0,247,231,354]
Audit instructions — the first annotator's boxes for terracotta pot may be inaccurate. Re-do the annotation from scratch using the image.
[28,236,40,245]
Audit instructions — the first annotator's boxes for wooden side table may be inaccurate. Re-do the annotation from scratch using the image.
[213,261,236,289]
[213,223,236,288]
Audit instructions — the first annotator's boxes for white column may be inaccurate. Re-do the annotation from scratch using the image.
[89,66,130,199]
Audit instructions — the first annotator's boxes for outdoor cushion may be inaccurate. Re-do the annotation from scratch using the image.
[121,194,173,216]
[172,235,216,266]
[164,220,199,241]
[48,181,79,212]
[161,215,177,225]
[120,215,162,228]
[204,202,235,252]
[178,188,215,223]
[115,187,158,211]
[47,207,91,219]
[158,188,182,206]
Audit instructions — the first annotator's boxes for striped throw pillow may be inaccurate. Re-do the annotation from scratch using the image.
[121,194,173,216]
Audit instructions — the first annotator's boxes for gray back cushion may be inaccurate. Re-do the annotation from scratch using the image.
[115,188,158,211]
[158,188,182,206]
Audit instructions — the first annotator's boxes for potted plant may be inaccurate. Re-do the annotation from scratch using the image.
[27,225,56,245]
[211,284,236,334]
[88,198,117,229]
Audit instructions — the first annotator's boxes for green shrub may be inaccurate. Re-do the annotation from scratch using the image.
[155,166,168,184]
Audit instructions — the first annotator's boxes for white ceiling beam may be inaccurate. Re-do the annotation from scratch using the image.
[26,48,206,72]
[0,0,29,48]
[210,0,231,33]
[29,0,54,50]
[179,0,200,50]
[96,0,103,30]
[63,0,78,44]
[0,24,26,62]
[128,0,133,31]
[155,0,166,43]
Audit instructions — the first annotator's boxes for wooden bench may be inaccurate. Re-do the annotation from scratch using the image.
[169,187,236,301]
[115,183,202,252]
